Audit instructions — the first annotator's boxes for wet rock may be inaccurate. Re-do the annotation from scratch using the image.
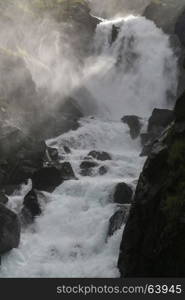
[0,204,20,254]
[63,145,71,154]
[148,109,174,134]
[57,162,76,180]
[0,125,46,190]
[32,162,75,192]
[47,147,59,161]
[111,24,120,44]
[21,189,41,224]
[44,147,59,164]
[108,205,130,237]
[113,182,133,204]
[80,160,98,176]
[143,0,185,96]
[175,90,185,122]
[99,165,108,176]
[140,109,174,156]
[87,150,111,161]
[0,191,8,205]
[122,115,143,139]
[118,93,185,276]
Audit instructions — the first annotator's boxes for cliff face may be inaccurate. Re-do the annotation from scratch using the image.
[143,0,185,97]
[118,91,185,277]
[143,0,185,34]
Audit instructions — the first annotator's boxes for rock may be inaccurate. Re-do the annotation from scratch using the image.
[143,0,185,96]
[87,150,112,161]
[175,8,185,47]
[0,191,8,205]
[0,125,46,190]
[111,25,119,44]
[80,160,98,176]
[0,204,20,254]
[118,93,185,276]
[148,109,174,134]
[63,145,71,154]
[47,147,59,161]
[32,162,75,192]
[143,0,185,35]
[80,150,111,176]
[57,162,76,180]
[140,109,174,156]
[99,166,108,176]
[108,205,130,237]
[21,189,41,224]
[32,167,63,192]
[174,90,185,122]
[122,115,143,139]
[44,147,59,164]
[113,182,133,204]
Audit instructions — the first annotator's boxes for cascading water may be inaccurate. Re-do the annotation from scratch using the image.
[80,16,177,119]
[0,16,177,277]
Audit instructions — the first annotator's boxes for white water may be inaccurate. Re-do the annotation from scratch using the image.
[80,16,177,119]
[0,16,177,277]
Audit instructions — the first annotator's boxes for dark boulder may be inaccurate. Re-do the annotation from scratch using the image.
[113,182,133,204]
[87,150,111,161]
[47,147,59,161]
[32,162,75,192]
[63,145,71,154]
[108,205,130,237]
[80,160,98,176]
[32,166,63,192]
[122,115,142,139]
[99,165,108,176]
[44,147,59,164]
[0,191,8,205]
[57,162,76,180]
[0,204,20,255]
[21,189,41,224]
[111,24,120,44]
[0,125,46,191]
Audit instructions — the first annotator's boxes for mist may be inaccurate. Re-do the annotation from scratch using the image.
[0,0,88,131]
[0,0,178,129]
[88,0,151,18]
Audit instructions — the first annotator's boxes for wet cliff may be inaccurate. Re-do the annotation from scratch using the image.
[118,91,185,277]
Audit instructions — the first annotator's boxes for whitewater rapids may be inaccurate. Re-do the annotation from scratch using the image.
[0,15,177,277]
[0,118,144,277]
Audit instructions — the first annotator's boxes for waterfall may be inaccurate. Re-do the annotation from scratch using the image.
[79,16,177,119]
[0,15,177,278]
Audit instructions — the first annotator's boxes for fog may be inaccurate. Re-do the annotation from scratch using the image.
[88,0,151,18]
[0,0,85,130]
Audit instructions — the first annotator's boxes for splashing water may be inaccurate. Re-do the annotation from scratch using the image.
[0,16,177,277]
[79,16,177,119]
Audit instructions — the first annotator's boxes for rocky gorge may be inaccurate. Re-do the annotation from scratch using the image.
[0,0,185,278]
